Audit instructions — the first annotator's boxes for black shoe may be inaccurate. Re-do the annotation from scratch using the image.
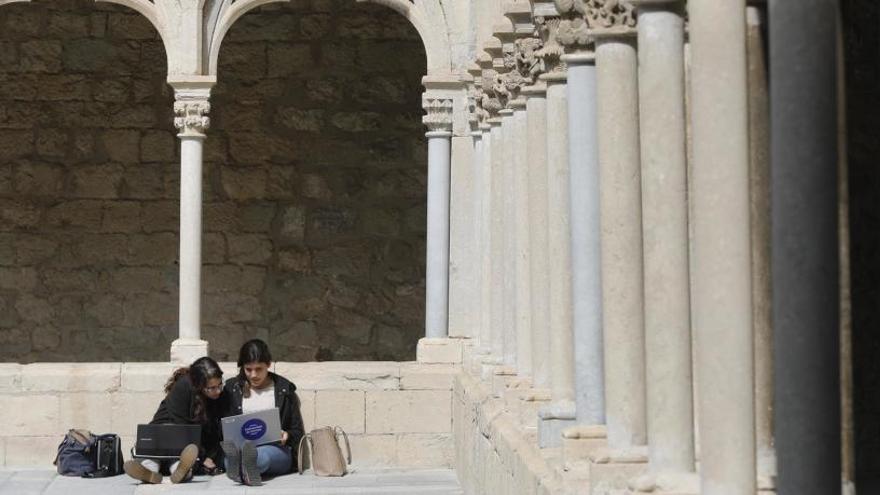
[240,441,262,486]
[171,443,198,483]
[221,440,242,483]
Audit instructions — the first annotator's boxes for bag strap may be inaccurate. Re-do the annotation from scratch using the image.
[335,426,351,465]
[297,433,310,475]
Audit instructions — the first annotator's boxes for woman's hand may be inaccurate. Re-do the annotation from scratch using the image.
[281,431,289,445]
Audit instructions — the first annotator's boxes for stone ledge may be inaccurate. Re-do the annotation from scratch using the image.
[416,338,464,364]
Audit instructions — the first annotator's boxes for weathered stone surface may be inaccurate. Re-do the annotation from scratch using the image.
[400,363,460,390]
[315,390,366,434]
[21,363,121,393]
[366,390,452,434]
[347,434,397,468]
[3,436,58,467]
[0,395,59,435]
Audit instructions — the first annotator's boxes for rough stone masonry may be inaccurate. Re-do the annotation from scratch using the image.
[0,0,429,362]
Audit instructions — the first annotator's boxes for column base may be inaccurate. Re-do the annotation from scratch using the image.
[479,356,503,381]
[170,338,209,365]
[519,388,552,429]
[562,425,607,469]
[492,365,518,398]
[538,400,577,448]
[416,337,463,363]
[588,446,648,495]
[630,470,700,495]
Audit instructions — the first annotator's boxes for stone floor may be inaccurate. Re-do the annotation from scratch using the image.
[0,468,464,494]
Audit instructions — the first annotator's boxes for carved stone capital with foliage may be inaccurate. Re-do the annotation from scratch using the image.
[535,15,566,74]
[174,99,210,137]
[554,0,637,47]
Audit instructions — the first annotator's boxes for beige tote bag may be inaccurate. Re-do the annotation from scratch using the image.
[297,426,351,476]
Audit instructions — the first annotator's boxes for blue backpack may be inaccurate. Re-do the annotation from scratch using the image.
[54,429,96,476]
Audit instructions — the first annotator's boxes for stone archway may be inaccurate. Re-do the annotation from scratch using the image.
[0,0,178,362]
[205,1,430,361]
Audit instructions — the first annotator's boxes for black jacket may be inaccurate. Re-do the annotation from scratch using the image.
[150,374,224,463]
[222,372,305,474]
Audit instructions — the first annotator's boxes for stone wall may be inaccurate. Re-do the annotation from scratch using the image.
[0,0,428,362]
[0,360,455,468]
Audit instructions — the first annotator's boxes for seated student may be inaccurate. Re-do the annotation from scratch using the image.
[221,339,305,485]
[123,356,225,484]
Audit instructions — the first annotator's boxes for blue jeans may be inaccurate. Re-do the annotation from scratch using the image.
[226,444,291,476]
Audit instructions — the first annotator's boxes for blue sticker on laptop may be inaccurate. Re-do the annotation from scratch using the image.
[241,419,267,440]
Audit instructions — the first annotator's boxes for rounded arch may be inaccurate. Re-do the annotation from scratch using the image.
[95,0,172,73]
[206,0,451,76]
[0,0,30,6]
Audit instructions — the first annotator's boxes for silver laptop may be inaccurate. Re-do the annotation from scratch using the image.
[221,408,283,448]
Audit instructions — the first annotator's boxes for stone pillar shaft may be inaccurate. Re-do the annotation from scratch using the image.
[425,130,452,339]
[690,0,756,493]
[448,132,477,339]
[471,131,486,347]
[480,126,495,354]
[594,35,647,449]
[524,85,551,389]
[769,0,841,493]
[489,120,505,359]
[565,52,605,426]
[635,2,695,472]
[512,104,533,377]
[178,136,204,343]
[500,110,518,367]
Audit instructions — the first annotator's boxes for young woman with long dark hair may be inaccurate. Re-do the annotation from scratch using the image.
[221,339,305,485]
[123,356,226,484]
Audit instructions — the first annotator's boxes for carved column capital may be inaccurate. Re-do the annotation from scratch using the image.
[535,15,567,75]
[423,96,454,134]
[553,0,638,47]
[168,76,215,138]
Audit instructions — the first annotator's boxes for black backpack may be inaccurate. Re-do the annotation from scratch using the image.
[54,429,124,478]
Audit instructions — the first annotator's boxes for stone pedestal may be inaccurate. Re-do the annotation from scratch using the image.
[519,388,552,429]
[538,400,577,449]
[170,338,209,365]
[589,447,649,495]
[562,425,607,469]
[416,337,464,364]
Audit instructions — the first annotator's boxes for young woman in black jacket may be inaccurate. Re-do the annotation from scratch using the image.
[123,356,225,484]
[221,339,305,486]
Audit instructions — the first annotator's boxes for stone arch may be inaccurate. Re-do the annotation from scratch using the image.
[206,0,451,76]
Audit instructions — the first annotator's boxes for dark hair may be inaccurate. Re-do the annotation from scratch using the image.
[164,356,224,422]
[237,339,272,398]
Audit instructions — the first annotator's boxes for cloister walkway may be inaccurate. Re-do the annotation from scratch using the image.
[0,468,463,495]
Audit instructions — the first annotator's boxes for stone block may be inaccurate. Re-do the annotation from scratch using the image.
[0,364,21,392]
[365,390,451,434]
[112,392,165,437]
[562,425,607,469]
[121,363,175,392]
[59,393,114,433]
[346,434,396,468]
[274,362,400,391]
[296,390,316,433]
[0,395,59,436]
[21,363,121,393]
[315,390,365,434]
[589,448,649,495]
[3,436,59,467]
[416,338,463,364]
[396,433,453,468]
[399,363,459,390]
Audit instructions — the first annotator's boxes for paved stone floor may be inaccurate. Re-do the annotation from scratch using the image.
[0,468,464,494]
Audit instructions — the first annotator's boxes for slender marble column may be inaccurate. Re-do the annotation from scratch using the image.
[512,99,532,377]
[631,0,695,475]
[470,130,486,347]
[593,30,646,449]
[423,96,453,339]
[690,1,756,493]
[746,3,775,486]
[448,130,477,339]
[489,118,505,360]
[499,108,518,368]
[169,78,213,364]
[479,124,495,355]
[770,0,841,493]
[538,70,577,446]
[524,83,551,389]
[563,50,605,426]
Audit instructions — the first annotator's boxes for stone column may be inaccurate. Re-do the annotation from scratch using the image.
[561,48,605,427]
[479,123,495,356]
[769,0,841,494]
[489,117,506,361]
[690,0,756,493]
[746,3,776,488]
[538,69,577,447]
[169,77,214,365]
[591,18,647,451]
[630,0,695,484]
[423,96,453,340]
[511,98,533,377]
[524,82,551,390]
[470,129,485,345]
[499,108,518,368]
